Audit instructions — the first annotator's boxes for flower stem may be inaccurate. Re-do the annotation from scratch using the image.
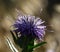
[22,35,34,52]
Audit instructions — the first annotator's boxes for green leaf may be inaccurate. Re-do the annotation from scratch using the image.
[28,42,46,50]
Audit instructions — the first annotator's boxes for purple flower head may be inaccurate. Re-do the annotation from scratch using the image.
[13,15,46,40]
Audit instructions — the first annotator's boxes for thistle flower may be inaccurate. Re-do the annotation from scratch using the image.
[13,15,46,40]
